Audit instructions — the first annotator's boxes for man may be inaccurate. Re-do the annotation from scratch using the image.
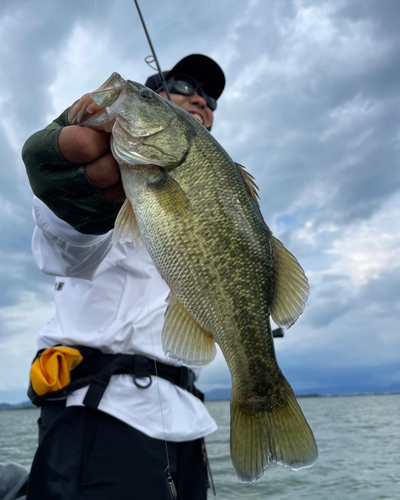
[22,54,225,500]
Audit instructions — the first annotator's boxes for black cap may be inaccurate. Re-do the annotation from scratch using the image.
[145,54,225,101]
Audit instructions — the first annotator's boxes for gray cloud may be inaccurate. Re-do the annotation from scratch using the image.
[1,0,400,398]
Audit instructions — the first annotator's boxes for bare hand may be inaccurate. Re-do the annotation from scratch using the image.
[58,123,125,205]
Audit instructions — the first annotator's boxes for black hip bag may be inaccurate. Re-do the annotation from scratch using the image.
[28,345,204,410]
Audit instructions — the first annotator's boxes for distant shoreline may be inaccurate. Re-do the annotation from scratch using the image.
[206,391,400,402]
[297,392,400,398]
[1,391,399,409]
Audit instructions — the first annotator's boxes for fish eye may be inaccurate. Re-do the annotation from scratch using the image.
[140,90,154,101]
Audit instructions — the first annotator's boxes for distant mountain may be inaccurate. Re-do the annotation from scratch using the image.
[204,387,400,401]
[0,400,34,410]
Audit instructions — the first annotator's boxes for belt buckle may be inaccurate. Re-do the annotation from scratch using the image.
[133,355,152,389]
[133,375,152,389]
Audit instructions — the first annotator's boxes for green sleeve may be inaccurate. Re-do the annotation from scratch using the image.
[22,108,121,235]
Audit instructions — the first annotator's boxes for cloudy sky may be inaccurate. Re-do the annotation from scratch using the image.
[1,0,399,403]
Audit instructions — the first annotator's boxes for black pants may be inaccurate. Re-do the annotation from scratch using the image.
[27,405,209,500]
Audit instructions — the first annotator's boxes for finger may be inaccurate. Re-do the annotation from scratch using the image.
[68,93,92,124]
[85,152,120,189]
[102,182,126,204]
[58,126,111,164]
[67,97,85,123]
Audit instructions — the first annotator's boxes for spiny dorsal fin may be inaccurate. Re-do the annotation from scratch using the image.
[112,198,142,248]
[270,236,309,329]
[163,293,216,366]
[235,162,260,209]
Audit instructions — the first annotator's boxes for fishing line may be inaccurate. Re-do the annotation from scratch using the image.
[132,1,177,495]
[94,0,106,61]
[140,257,177,500]
[132,0,172,100]
[91,2,174,496]
[94,0,101,29]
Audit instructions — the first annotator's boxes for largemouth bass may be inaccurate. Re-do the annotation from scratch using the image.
[72,72,318,482]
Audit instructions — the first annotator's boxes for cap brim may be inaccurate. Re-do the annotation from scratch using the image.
[166,54,225,100]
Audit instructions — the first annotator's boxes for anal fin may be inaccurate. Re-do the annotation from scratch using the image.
[163,294,216,366]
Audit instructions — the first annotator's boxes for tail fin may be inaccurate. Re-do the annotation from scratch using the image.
[230,380,318,483]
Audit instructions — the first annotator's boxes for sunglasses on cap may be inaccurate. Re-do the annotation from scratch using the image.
[157,74,217,111]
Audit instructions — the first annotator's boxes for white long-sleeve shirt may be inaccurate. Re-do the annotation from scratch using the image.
[31,196,217,442]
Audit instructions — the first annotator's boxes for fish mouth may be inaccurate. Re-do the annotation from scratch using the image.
[114,114,164,140]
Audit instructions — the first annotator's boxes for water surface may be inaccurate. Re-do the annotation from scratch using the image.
[205,395,400,499]
[0,395,399,499]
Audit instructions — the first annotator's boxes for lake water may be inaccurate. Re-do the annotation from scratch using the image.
[0,394,399,499]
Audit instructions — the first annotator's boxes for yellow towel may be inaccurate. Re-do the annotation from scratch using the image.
[30,346,83,396]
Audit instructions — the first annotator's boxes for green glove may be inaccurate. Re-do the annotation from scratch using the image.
[22,108,121,235]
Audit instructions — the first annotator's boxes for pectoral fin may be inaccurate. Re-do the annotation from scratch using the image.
[270,236,309,328]
[163,293,216,366]
[112,198,142,248]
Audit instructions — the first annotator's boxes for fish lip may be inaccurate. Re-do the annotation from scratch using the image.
[114,115,164,140]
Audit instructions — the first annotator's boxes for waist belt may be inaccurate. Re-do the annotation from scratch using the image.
[28,345,203,409]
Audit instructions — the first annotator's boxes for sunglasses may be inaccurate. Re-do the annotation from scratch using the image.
[158,74,217,111]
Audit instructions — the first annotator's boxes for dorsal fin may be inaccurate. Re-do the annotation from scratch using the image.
[235,162,260,209]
